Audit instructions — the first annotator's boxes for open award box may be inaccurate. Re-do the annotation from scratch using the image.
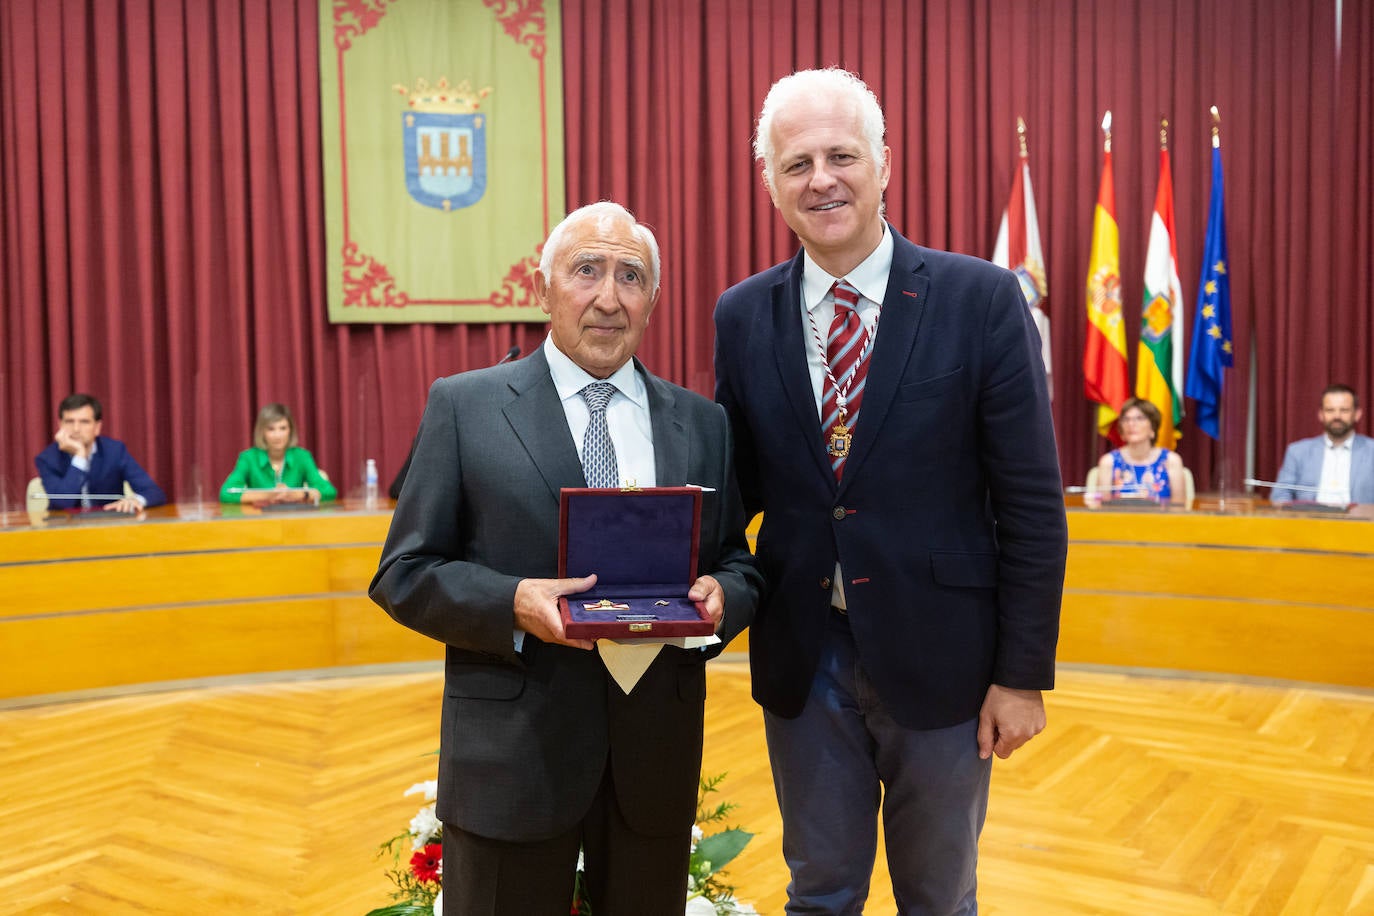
[557,486,716,639]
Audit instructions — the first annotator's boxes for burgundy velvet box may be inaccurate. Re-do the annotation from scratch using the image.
[557,486,715,639]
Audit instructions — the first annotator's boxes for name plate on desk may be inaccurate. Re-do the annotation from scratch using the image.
[1277,500,1352,515]
[1098,497,1170,511]
[557,486,714,639]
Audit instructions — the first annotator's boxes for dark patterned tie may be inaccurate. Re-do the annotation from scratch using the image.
[821,279,868,479]
[579,382,620,488]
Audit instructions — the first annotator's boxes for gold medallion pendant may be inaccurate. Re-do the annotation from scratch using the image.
[828,421,852,458]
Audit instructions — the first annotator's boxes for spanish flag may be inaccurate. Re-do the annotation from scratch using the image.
[1083,112,1129,442]
[1137,126,1186,449]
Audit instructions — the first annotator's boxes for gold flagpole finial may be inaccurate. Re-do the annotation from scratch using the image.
[1210,106,1221,149]
[1160,117,1169,151]
[1016,116,1029,158]
[1101,110,1112,153]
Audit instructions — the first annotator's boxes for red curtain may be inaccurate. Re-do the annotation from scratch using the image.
[2,0,1369,507]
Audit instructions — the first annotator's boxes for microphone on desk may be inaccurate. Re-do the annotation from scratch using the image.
[1064,484,1162,495]
[1244,478,1352,511]
[29,492,128,501]
[388,345,521,500]
[1242,478,1323,493]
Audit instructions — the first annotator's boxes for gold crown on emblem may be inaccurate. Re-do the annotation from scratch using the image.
[393,77,491,114]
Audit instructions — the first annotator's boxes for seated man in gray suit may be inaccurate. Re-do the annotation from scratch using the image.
[1272,384,1374,505]
[370,201,760,916]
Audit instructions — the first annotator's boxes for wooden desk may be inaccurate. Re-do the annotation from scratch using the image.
[0,502,441,701]
[1062,508,1374,688]
[4,503,1371,702]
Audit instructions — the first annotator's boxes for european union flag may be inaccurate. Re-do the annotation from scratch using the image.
[1185,146,1233,439]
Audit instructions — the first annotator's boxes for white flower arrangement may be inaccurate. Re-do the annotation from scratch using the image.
[366,772,755,916]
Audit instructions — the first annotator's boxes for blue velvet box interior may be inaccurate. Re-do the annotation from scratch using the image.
[559,487,712,634]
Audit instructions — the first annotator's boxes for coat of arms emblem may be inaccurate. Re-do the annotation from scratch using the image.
[395,78,491,212]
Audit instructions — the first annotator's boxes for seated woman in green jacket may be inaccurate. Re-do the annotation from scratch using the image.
[220,403,337,505]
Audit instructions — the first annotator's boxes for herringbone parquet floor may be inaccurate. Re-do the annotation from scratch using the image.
[1,664,1372,914]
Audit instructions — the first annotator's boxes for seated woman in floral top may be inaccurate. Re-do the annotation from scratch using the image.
[1092,397,1185,506]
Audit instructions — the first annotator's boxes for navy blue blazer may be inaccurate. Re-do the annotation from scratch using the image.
[35,435,166,509]
[714,226,1067,730]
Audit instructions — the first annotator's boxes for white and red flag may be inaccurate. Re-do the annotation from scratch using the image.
[992,118,1051,396]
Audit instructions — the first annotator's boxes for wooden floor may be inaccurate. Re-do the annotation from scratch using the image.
[2,663,1373,915]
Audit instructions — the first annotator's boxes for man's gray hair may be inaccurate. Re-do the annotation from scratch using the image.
[539,201,661,293]
[754,68,886,193]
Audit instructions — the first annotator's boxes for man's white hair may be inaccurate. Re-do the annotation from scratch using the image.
[754,68,886,193]
[539,201,661,293]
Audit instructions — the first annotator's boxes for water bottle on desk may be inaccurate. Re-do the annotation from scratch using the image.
[364,458,379,509]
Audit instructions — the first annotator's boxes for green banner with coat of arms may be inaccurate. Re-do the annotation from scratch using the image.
[320,0,564,323]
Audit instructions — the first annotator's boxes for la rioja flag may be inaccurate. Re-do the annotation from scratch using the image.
[1137,126,1186,449]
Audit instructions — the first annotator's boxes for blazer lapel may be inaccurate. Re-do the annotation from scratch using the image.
[1352,436,1370,501]
[642,362,690,486]
[770,253,836,485]
[502,349,586,502]
[837,228,929,490]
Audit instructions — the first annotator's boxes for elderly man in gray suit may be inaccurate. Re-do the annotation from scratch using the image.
[1272,384,1374,506]
[370,202,760,916]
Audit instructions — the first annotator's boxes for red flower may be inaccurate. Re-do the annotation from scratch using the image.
[409,843,442,883]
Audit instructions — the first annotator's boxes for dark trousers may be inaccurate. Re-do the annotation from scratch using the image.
[765,609,992,915]
[443,762,693,916]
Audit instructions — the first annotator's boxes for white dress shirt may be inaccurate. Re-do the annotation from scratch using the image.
[798,226,894,609]
[1316,436,1354,505]
[543,336,657,488]
[516,338,658,652]
[799,224,894,418]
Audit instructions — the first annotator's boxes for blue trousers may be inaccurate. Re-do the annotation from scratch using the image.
[764,610,992,915]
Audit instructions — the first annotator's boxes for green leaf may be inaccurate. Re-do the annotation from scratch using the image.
[694,828,753,872]
[363,905,433,916]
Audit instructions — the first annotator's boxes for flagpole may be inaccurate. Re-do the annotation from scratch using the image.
[1086,111,1113,472]
[1210,105,1231,511]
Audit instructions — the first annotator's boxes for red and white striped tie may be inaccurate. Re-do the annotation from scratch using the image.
[821,279,869,479]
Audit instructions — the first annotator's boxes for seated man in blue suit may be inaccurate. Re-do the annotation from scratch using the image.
[1272,384,1374,506]
[35,393,166,513]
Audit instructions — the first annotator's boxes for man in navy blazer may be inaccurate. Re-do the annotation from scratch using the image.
[371,203,760,915]
[34,393,165,513]
[714,69,1067,914]
[1272,384,1374,505]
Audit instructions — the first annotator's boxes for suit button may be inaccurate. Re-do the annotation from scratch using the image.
[820,577,831,589]
[832,506,845,520]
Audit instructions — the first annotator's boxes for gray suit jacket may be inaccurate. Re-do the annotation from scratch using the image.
[1272,433,1374,504]
[370,347,760,843]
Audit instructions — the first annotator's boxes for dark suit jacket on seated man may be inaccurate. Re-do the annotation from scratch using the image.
[713,68,1067,914]
[369,202,761,916]
[35,393,166,513]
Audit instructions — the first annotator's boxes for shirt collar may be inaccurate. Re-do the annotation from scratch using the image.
[542,335,647,408]
[1325,435,1353,451]
[801,222,895,313]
